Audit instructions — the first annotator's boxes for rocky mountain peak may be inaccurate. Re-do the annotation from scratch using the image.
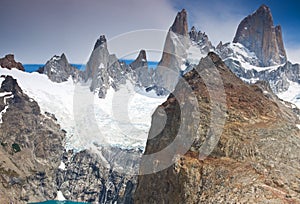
[233,5,287,66]
[94,35,107,50]
[37,53,81,83]
[216,41,223,50]
[257,4,271,13]
[60,53,67,61]
[189,26,214,53]
[170,9,188,36]
[0,54,25,71]
[136,50,147,63]
[130,50,147,70]
[85,36,133,98]
[130,50,152,87]
[154,9,190,93]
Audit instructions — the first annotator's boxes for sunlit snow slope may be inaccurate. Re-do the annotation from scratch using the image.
[277,80,300,108]
[0,68,166,151]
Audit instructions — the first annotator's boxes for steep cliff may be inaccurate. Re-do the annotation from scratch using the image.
[233,5,287,66]
[154,9,190,92]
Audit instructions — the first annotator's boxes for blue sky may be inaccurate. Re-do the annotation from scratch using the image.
[0,0,299,63]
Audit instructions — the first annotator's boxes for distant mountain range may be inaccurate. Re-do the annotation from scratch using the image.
[23,61,159,73]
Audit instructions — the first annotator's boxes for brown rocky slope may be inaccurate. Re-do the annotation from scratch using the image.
[134,52,300,203]
[0,75,65,203]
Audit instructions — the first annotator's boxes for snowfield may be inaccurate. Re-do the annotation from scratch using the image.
[0,68,166,151]
[224,43,285,72]
[277,80,300,108]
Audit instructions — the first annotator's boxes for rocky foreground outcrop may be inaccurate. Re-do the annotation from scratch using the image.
[0,54,25,71]
[134,52,300,203]
[0,75,65,203]
[233,4,287,66]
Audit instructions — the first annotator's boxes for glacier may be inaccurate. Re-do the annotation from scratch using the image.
[0,67,166,151]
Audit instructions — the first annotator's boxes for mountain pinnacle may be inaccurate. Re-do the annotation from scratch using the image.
[233,4,287,66]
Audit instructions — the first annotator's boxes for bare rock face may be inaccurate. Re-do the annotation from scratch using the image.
[0,76,65,203]
[84,35,131,98]
[56,147,140,203]
[134,52,300,203]
[189,26,214,53]
[0,54,25,71]
[233,5,287,66]
[130,50,147,71]
[155,9,189,92]
[170,9,188,36]
[130,50,152,87]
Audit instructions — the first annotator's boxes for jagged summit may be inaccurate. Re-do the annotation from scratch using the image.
[233,4,287,66]
[37,53,81,83]
[170,9,188,36]
[130,50,147,70]
[154,9,190,92]
[94,35,107,50]
[85,35,133,98]
[257,4,270,13]
[130,50,152,87]
[189,26,214,53]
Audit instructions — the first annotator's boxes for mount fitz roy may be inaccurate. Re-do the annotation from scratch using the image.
[233,4,287,66]
[215,5,299,97]
[0,4,300,204]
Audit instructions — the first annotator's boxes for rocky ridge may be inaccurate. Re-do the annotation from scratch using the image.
[134,52,300,203]
[55,147,140,203]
